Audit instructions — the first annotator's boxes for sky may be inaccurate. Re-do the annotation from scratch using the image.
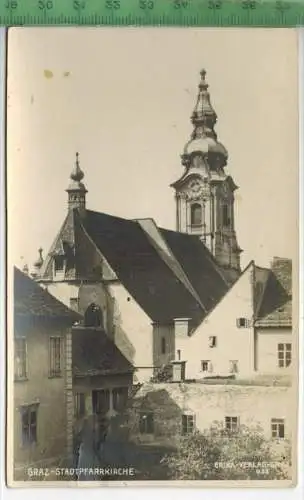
[6,27,299,271]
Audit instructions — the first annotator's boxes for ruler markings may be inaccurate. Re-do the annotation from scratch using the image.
[1,0,304,26]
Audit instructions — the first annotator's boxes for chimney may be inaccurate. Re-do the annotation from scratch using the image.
[174,318,191,338]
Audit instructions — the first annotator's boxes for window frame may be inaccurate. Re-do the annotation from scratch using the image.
[21,404,38,446]
[201,360,212,373]
[236,317,250,328]
[225,416,239,433]
[49,336,62,378]
[229,360,239,374]
[190,203,203,227]
[209,336,217,348]
[74,393,85,418]
[271,418,285,439]
[278,343,292,368]
[14,337,27,380]
[222,203,231,227]
[182,413,195,435]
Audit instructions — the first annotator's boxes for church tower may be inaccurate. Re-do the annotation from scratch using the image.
[171,70,242,276]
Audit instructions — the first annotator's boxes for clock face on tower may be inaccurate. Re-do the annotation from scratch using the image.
[188,179,203,196]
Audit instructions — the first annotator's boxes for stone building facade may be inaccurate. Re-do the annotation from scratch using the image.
[11,267,80,480]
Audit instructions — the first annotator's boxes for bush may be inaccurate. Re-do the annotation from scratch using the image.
[161,422,291,480]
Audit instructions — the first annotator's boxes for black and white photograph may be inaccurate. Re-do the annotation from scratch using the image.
[5,27,299,486]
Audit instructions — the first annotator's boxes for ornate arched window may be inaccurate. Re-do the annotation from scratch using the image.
[222,203,231,227]
[191,203,202,226]
[84,303,103,328]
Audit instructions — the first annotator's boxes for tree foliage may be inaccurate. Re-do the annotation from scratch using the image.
[161,422,291,480]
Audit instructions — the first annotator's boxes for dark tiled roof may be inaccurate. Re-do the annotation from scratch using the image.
[255,258,292,327]
[14,266,81,322]
[160,228,229,314]
[72,327,134,376]
[82,210,228,324]
[82,210,203,323]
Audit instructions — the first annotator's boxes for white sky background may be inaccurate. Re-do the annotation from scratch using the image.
[6,27,298,270]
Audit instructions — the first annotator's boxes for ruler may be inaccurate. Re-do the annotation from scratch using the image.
[0,0,304,26]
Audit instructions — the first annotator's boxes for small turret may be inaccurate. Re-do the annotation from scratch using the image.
[66,152,87,215]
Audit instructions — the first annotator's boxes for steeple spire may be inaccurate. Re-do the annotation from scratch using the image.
[181,69,228,169]
[191,69,217,140]
[66,152,87,215]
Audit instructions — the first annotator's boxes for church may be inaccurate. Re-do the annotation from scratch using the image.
[30,69,292,387]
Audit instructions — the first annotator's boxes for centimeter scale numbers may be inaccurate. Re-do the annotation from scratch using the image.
[1,0,304,26]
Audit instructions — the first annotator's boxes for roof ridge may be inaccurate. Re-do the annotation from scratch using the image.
[136,219,206,311]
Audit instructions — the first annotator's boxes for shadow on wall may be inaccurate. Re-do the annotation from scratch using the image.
[112,311,136,365]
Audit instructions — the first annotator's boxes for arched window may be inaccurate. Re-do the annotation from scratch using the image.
[191,203,202,226]
[84,303,103,328]
[222,204,231,227]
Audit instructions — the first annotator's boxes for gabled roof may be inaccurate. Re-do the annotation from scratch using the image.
[82,209,229,324]
[14,266,81,322]
[255,258,292,328]
[72,327,134,377]
[38,207,229,324]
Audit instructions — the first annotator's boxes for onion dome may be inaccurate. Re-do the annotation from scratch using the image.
[67,152,87,192]
[182,70,228,168]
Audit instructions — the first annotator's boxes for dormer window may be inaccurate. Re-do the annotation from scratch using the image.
[53,255,66,280]
[54,256,64,272]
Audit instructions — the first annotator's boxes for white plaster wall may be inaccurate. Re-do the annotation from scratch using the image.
[108,282,153,383]
[134,382,293,443]
[257,328,293,374]
[43,282,79,310]
[176,263,255,379]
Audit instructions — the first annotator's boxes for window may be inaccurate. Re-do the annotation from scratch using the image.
[92,389,110,414]
[74,393,85,418]
[191,203,202,226]
[161,337,166,355]
[225,416,239,432]
[236,317,250,328]
[139,412,154,434]
[222,204,231,227]
[271,418,285,438]
[113,387,128,411]
[49,337,62,377]
[182,414,195,435]
[229,360,239,374]
[278,343,292,368]
[209,336,217,348]
[177,349,181,361]
[21,405,38,445]
[84,303,103,327]
[201,360,212,373]
[70,297,80,311]
[14,338,27,380]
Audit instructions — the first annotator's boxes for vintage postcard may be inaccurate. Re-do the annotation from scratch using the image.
[6,27,299,487]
